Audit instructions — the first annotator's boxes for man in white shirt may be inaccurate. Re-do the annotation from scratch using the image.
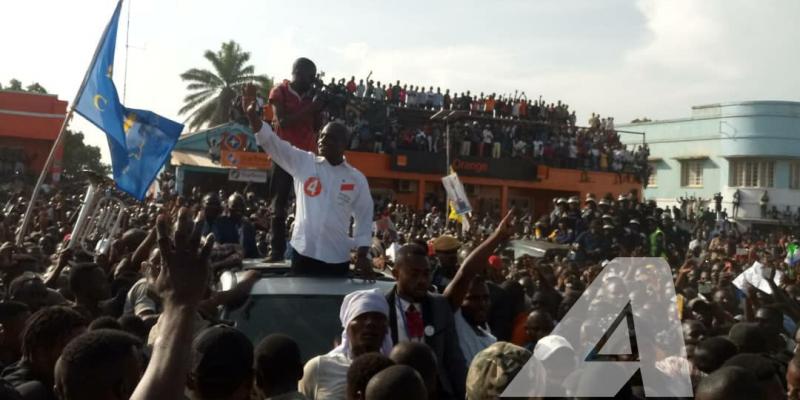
[533,139,544,159]
[426,87,436,109]
[569,140,578,168]
[416,86,428,108]
[481,126,493,158]
[590,145,601,169]
[445,212,518,365]
[245,93,374,278]
[613,148,624,172]
[373,82,385,102]
[406,86,416,107]
[514,138,527,158]
[433,88,444,109]
[355,79,365,98]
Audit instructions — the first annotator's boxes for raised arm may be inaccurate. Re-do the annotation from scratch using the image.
[245,95,313,178]
[44,248,72,289]
[130,209,214,400]
[764,266,800,322]
[674,259,695,292]
[200,270,259,312]
[444,210,515,310]
[131,227,156,270]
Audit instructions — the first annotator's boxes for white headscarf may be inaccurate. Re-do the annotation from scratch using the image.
[327,288,393,359]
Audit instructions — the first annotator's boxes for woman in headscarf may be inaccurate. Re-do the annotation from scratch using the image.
[300,289,392,400]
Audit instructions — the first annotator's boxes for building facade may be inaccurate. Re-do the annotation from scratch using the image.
[619,101,800,226]
[172,122,642,217]
[0,90,68,183]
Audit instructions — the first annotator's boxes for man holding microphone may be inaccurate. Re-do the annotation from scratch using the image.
[242,83,374,278]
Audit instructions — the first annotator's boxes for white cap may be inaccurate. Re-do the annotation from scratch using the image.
[533,335,574,361]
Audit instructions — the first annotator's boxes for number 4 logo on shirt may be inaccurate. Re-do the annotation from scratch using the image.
[304,177,322,197]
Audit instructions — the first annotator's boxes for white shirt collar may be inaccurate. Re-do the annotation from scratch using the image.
[397,296,420,312]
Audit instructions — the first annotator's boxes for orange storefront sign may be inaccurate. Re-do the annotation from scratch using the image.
[220,150,272,169]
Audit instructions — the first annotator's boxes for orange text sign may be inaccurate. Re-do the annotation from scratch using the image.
[220,150,272,169]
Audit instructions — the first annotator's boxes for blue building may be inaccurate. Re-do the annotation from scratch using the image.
[619,101,800,226]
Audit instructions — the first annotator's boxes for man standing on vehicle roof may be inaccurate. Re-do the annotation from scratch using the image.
[266,57,324,262]
[244,85,375,278]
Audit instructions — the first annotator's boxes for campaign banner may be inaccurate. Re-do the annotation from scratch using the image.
[220,131,250,152]
[228,169,268,183]
[732,261,783,295]
[220,150,271,169]
[441,173,472,215]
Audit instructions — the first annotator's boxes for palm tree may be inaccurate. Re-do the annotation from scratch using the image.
[179,41,272,131]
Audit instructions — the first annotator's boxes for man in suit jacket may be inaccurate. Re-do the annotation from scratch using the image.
[385,211,517,399]
[386,244,467,400]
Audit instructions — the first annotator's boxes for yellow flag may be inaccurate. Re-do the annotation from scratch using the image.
[448,202,463,222]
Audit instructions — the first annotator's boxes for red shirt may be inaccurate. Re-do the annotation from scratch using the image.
[346,80,356,93]
[268,80,317,152]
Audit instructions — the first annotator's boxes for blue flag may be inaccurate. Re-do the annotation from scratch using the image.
[75,0,183,200]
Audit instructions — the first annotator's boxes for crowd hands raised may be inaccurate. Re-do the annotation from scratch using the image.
[314,76,651,184]
[2,179,800,399]
[367,191,800,399]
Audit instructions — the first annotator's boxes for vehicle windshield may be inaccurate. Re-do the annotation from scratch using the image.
[228,294,344,362]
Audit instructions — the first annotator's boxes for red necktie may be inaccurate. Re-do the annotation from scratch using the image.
[405,304,424,339]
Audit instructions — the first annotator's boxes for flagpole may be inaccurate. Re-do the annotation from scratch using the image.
[123,0,131,103]
[16,0,124,245]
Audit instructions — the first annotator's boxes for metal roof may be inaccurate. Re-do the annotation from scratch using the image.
[170,149,227,170]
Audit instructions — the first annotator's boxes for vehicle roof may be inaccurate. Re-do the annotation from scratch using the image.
[219,259,396,295]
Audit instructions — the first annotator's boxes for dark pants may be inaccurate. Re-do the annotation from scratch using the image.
[269,164,293,260]
[291,252,349,277]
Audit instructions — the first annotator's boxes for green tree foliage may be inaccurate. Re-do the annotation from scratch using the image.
[62,129,111,177]
[2,79,48,94]
[7,79,23,91]
[179,40,272,131]
[25,82,48,94]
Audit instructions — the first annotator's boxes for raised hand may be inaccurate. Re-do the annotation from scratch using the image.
[493,209,516,240]
[155,208,214,308]
[678,259,695,276]
[242,83,262,132]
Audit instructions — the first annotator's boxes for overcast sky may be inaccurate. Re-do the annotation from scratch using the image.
[2,0,799,162]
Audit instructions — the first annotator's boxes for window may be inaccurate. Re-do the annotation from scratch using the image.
[729,159,774,188]
[681,160,703,187]
[647,162,657,187]
[791,162,800,190]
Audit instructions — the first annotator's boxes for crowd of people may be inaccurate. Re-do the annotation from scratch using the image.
[1,57,798,399]
[311,76,651,185]
[2,170,800,399]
